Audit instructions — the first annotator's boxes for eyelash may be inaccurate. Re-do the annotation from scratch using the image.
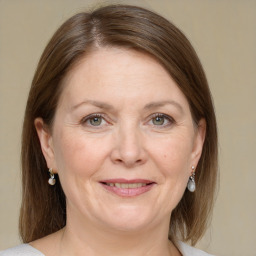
[80,113,107,127]
[149,113,175,128]
[80,113,175,128]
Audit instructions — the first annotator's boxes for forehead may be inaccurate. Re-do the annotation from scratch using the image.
[58,47,189,110]
[64,47,170,84]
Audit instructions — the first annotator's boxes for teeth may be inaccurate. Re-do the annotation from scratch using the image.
[106,183,147,188]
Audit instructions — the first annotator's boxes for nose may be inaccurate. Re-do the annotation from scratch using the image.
[110,125,147,168]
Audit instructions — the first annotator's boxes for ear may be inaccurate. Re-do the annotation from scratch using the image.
[34,118,57,173]
[191,118,206,168]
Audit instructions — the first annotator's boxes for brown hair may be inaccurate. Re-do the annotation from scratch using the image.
[20,4,218,245]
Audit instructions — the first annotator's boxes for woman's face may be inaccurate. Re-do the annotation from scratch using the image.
[36,48,205,232]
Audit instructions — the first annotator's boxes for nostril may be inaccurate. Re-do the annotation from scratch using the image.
[110,142,147,167]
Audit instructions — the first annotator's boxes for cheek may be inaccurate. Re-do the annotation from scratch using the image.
[52,129,109,179]
[151,133,194,174]
[152,135,193,210]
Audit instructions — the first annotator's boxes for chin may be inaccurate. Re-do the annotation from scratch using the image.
[96,204,161,232]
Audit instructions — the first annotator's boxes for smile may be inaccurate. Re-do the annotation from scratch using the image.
[105,182,147,188]
[100,179,156,197]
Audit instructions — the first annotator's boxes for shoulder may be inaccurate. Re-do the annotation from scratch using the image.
[177,241,215,256]
[0,244,45,256]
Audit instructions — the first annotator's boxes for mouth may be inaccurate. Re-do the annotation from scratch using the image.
[99,179,156,197]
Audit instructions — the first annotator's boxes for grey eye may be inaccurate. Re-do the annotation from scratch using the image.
[89,116,102,126]
[152,116,165,125]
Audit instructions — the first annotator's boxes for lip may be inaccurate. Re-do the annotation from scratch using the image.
[99,179,156,197]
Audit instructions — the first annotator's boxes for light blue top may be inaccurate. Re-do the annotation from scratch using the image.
[0,241,215,255]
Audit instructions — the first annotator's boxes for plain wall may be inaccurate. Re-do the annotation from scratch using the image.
[0,0,255,255]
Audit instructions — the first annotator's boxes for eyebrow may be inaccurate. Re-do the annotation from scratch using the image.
[144,100,184,113]
[72,99,184,113]
[71,100,115,111]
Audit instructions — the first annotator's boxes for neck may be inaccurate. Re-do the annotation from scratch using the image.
[58,211,180,256]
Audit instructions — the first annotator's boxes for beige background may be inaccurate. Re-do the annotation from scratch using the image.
[0,0,255,255]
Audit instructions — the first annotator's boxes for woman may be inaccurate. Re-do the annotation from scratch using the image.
[1,4,218,256]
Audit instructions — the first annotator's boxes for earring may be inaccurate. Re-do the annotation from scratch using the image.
[187,166,196,192]
[48,168,56,185]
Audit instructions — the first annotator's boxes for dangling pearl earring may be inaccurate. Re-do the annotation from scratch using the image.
[187,166,196,192]
[48,168,56,185]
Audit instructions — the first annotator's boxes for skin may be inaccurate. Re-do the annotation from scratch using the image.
[34,47,206,256]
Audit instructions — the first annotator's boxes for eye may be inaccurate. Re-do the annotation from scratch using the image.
[81,114,107,127]
[89,116,102,126]
[152,116,165,125]
[150,113,175,127]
